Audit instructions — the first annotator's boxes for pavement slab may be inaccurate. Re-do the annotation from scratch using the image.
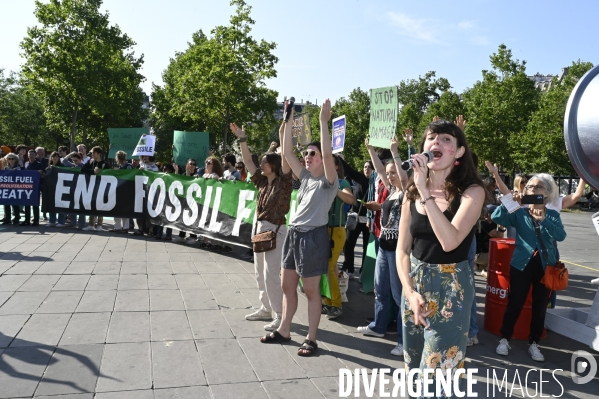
[75,290,117,313]
[150,311,193,341]
[149,289,186,311]
[36,290,84,314]
[11,313,71,347]
[106,311,150,343]
[153,386,211,399]
[0,291,49,315]
[195,338,258,385]
[151,340,206,388]
[86,274,119,291]
[17,274,61,292]
[114,290,149,312]
[60,312,112,346]
[0,274,30,291]
[187,310,234,340]
[0,346,54,398]
[95,342,152,392]
[0,314,31,348]
[209,382,270,399]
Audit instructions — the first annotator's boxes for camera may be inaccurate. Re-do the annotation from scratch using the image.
[521,194,544,204]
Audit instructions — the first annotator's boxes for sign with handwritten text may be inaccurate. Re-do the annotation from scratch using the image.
[173,131,210,166]
[368,86,398,148]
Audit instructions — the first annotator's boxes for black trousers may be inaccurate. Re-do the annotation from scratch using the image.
[2,205,20,222]
[25,205,40,222]
[500,252,550,343]
[341,222,370,273]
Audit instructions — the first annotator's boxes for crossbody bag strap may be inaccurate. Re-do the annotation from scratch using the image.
[527,212,549,262]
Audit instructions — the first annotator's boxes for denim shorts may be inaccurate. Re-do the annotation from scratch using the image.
[282,225,330,278]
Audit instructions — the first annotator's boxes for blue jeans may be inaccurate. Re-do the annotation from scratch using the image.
[49,213,65,224]
[468,236,478,338]
[68,213,86,228]
[368,248,403,344]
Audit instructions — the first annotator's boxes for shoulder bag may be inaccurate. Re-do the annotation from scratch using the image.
[251,223,281,253]
[528,213,568,291]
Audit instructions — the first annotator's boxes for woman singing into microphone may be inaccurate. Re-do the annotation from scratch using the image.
[397,119,487,396]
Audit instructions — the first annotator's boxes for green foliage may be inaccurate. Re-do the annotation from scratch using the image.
[20,0,146,150]
[463,44,540,172]
[150,0,278,160]
[331,88,371,167]
[0,69,62,148]
[515,60,594,175]
[397,71,451,131]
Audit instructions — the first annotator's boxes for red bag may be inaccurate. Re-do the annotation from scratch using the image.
[540,261,568,291]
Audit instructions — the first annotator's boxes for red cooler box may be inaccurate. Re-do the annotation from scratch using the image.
[484,238,547,340]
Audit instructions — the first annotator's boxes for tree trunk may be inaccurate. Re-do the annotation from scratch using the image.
[223,108,230,154]
[83,124,87,146]
[70,105,78,151]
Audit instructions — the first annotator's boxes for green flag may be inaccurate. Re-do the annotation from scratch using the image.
[173,131,210,166]
[108,127,149,158]
[360,233,377,293]
[368,86,398,148]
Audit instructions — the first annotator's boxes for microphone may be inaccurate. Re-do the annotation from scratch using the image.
[401,151,434,170]
[283,97,295,122]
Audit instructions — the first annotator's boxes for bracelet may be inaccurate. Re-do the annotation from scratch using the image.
[420,196,435,205]
[498,228,506,232]
[238,137,247,143]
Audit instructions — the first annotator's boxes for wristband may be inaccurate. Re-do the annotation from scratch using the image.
[420,196,435,205]
[498,228,506,233]
[238,137,247,143]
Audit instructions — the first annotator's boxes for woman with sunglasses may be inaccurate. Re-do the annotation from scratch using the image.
[259,99,338,357]
[397,119,488,394]
[235,162,248,182]
[491,174,565,362]
[1,153,22,225]
[202,156,223,179]
[230,121,293,332]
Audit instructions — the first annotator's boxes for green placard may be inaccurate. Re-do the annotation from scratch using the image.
[108,127,149,158]
[368,86,398,148]
[173,131,210,166]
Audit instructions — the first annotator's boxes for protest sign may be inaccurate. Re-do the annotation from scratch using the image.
[332,115,346,154]
[43,167,301,248]
[368,86,398,148]
[132,134,156,156]
[173,131,210,166]
[0,170,41,206]
[291,113,312,146]
[108,128,149,158]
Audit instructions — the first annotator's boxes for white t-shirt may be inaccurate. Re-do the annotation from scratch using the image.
[546,197,563,212]
[223,169,241,181]
[290,168,339,228]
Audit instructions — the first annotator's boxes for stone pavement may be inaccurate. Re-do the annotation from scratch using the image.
[0,211,597,398]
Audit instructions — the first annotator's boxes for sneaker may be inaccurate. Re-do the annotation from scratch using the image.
[327,306,343,320]
[528,342,545,362]
[321,304,331,315]
[496,338,511,356]
[171,236,184,243]
[357,326,385,338]
[95,225,103,231]
[480,270,488,278]
[82,225,96,231]
[466,335,479,347]
[347,272,354,279]
[245,308,273,321]
[55,223,65,228]
[47,222,57,227]
[264,316,281,331]
[390,344,404,356]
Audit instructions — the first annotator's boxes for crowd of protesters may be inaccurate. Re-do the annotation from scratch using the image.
[0,107,591,390]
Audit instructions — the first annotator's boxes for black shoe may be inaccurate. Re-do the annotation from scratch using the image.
[1,219,10,225]
[19,221,31,226]
[31,221,39,227]
[12,220,20,225]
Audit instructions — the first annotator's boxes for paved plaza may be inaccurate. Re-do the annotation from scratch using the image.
[0,211,598,398]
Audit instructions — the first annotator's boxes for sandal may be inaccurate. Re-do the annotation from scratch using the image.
[297,339,318,356]
[260,331,291,344]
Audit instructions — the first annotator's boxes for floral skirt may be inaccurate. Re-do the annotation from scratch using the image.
[401,255,474,399]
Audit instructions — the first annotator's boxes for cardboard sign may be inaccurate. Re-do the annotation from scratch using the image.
[173,131,210,166]
[291,113,312,146]
[332,115,346,154]
[132,134,156,156]
[368,86,398,148]
[108,127,149,158]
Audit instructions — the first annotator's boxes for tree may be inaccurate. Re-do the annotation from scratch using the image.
[0,69,56,148]
[151,0,278,157]
[20,0,145,150]
[331,88,371,167]
[397,71,451,131]
[417,90,466,142]
[463,44,540,172]
[515,60,594,175]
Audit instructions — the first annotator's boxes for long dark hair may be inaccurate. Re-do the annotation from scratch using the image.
[332,154,345,179]
[261,152,282,176]
[205,156,224,177]
[406,119,490,213]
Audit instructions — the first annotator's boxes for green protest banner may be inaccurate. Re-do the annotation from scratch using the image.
[108,127,149,158]
[173,131,210,166]
[368,86,398,148]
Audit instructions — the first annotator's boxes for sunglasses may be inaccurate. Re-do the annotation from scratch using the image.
[525,184,545,190]
[236,166,243,169]
[52,155,59,157]
[303,150,319,157]
[189,163,196,166]
[205,161,212,165]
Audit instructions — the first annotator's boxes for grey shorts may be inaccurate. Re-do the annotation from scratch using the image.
[282,225,330,278]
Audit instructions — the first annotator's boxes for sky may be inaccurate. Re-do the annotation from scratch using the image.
[1,0,598,105]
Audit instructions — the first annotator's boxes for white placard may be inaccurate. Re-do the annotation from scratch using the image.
[500,193,521,214]
[132,134,156,156]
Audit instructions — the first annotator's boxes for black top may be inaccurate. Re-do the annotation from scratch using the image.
[379,191,402,251]
[476,220,497,253]
[409,198,474,264]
